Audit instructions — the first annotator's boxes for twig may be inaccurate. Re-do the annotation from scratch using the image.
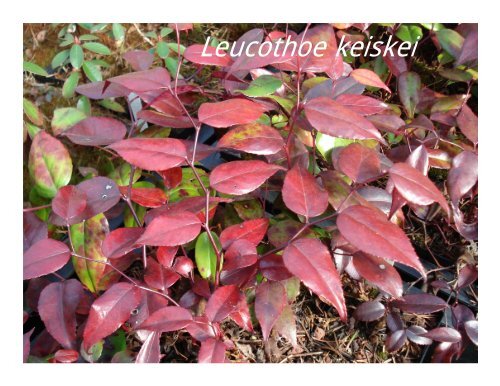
[133,23,155,47]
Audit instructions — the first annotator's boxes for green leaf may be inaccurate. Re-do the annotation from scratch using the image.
[109,163,142,186]
[165,57,179,78]
[195,231,221,282]
[71,213,110,293]
[23,98,44,126]
[77,96,91,115]
[421,23,445,32]
[25,122,41,139]
[62,72,80,98]
[28,131,73,198]
[83,42,111,55]
[237,75,282,98]
[112,23,125,42]
[79,34,99,41]
[70,44,84,69]
[395,24,422,44]
[82,61,102,82]
[436,29,464,59]
[98,99,125,113]
[156,41,170,59]
[51,50,70,68]
[316,133,355,159]
[233,199,264,220]
[438,68,473,83]
[23,61,49,77]
[160,27,173,38]
[51,107,87,136]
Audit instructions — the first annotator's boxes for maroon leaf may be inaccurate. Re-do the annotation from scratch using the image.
[229,293,253,332]
[38,279,84,349]
[367,113,405,133]
[354,301,386,322]
[173,256,194,278]
[186,315,218,342]
[336,143,382,184]
[456,104,478,145]
[144,257,180,291]
[198,338,227,363]
[274,304,297,347]
[63,117,127,146]
[223,239,258,271]
[205,285,240,323]
[184,44,233,66]
[77,176,121,219]
[422,327,462,343]
[447,151,478,205]
[210,160,284,195]
[101,227,144,259]
[159,167,183,189]
[23,329,34,362]
[304,97,386,143]
[352,252,403,298]
[54,349,80,363]
[83,282,142,350]
[137,211,202,246]
[392,293,448,314]
[140,306,193,332]
[336,94,389,116]
[76,81,130,99]
[386,329,407,352]
[108,138,187,171]
[24,212,48,251]
[350,69,391,93]
[123,50,154,71]
[220,218,269,249]
[406,325,433,345]
[464,320,478,345]
[135,331,161,363]
[217,123,284,155]
[282,164,329,218]
[157,246,178,267]
[390,162,449,218]
[456,264,478,290]
[24,238,71,280]
[198,98,267,128]
[386,311,404,332]
[337,205,426,277]
[52,185,87,225]
[283,238,347,321]
[255,281,287,340]
[137,110,197,129]
[107,67,171,93]
[259,254,293,281]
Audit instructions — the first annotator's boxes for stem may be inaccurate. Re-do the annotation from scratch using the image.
[23,204,51,212]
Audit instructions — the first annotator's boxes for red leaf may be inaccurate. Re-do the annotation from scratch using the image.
[456,104,478,145]
[223,239,258,271]
[337,205,426,277]
[136,110,197,129]
[101,227,144,259]
[198,99,267,128]
[354,301,386,322]
[255,281,287,340]
[220,218,269,249]
[54,349,79,363]
[186,315,218,342]
[83,282,142,350]
[336,94,390,116]
[210,160,284,195]
[77,176,121,219]
[24,239,71,280]
[198,338,227,363]
[217,123,284,155]
[173,256,194,278]
[184,44,233,66]
[447,151,478,205]
[135,331,161,363]
[24,212,48,251]
[229,293,253,332]
[38,279,84,349]
[76,81,130,99]
[205,285,240,322]
[52,186,87,225]
[352,252,403,298]
[159,167,182,189]
[63,117,127,146]
[144,257,180,291]
[389,162,449,217]
[107,67,171,93]
[282,164,329,218]
[123,50,154,71]
[456,264,478,290]
[108,138,187,171]
[422,327,462,343]
[392,293,448,314]
[336,143,382,184]
[119,186,167,208]
[140,306,193,332]
[23,329,34,362]
[157,246,178,267]
[137,211,202,246]
[304,97,386,143]
[350,69,391,93]
[274,304,297,347]
[283,238,347,321]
